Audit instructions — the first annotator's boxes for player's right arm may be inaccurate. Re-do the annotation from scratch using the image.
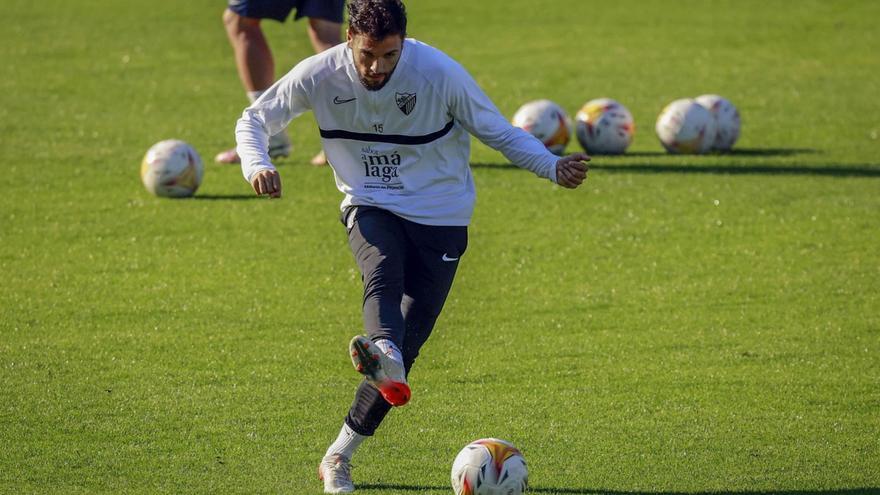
[235,63,314,196]
[250,169,282,198]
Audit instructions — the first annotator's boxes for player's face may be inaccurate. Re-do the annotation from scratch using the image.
[348,30,403,91]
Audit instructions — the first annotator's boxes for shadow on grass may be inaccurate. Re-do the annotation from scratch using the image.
[470,148,880,179]
[357,483,445,491]
[357,485,880,495]
[527,489,880,495]
[192,194,262,200]
[589,163,880,178]
[619,148,820,157]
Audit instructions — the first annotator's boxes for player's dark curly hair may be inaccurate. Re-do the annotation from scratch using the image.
[348,0,407,39]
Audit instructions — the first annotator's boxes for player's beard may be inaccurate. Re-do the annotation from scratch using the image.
[360,67,396,91]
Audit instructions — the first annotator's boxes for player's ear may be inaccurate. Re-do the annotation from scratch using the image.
[346,28,354,44]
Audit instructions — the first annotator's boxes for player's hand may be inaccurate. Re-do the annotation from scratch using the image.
[555,152,590,189]
[251,169,282,198]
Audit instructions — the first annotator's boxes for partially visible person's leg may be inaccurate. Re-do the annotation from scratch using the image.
[306,18,339,167]
[216,2,295,164]
[295,0,345,52]
[307,17,343,53]
[295,0,345,166]
[223,9,275,93]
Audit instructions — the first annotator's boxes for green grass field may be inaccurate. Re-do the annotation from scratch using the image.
[1,0,879,493]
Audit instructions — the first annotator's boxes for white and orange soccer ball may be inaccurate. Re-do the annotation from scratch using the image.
[575,98,635,154]
[511,99,571,155]
[140,139,204,197]
[655,98,717,154]
[451,438,528,495]
[695,94,741,151]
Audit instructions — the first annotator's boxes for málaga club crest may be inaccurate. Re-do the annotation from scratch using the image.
[395,92,416,115]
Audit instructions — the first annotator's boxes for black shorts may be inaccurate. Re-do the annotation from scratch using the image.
[227,0,345,23]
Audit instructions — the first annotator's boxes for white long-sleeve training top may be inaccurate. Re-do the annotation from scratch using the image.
[236,38,559,226]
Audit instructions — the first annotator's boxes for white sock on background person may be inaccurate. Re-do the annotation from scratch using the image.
[325,423,367,460]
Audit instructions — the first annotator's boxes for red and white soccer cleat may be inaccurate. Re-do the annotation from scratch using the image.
[349,335,410,407]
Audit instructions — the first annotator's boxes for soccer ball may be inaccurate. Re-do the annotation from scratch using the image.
[511,99,571,155]
[575,98,635,154]
[451,438,528,495]
[695,94,741,151]
[140,140,204,197]
[655,98,717,154]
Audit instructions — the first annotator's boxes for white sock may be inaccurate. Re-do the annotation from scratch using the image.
[325,423,367,460]
[268,130,291,149]
[246,90,265,104]
[375,338,403,364]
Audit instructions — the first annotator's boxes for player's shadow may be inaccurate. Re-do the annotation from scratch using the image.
[357,485,880,495]
[356,483,446,491]
[192,194,262,200]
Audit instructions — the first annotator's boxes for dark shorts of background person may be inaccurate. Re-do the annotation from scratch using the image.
[341,205,467,435]
[227,0,345,23]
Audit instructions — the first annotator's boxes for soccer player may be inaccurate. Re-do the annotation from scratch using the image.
[216,0,345,166]
[234,0,589,492]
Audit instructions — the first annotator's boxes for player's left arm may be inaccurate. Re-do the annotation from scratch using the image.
[444,60,588,186]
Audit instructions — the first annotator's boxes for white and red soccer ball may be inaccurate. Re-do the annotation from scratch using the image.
[140,139,204,197]
[695,94,741,151]
[575,98,635,155]
[511,99,572,155]
[654,98,717,154]
[451,438,528,495]
[656,96,741,154]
